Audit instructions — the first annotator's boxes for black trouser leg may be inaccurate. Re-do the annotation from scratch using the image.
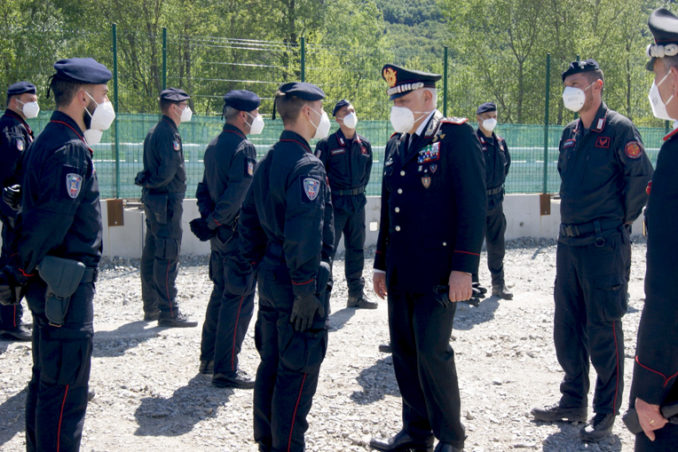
[485,205,507,286]
[140,222,158,315]
[213,289,255,375]
[388,288,465,448]
[635,423,678,451]
[200,250,224,362]
[253,302,278,451]
[343,206,366,297]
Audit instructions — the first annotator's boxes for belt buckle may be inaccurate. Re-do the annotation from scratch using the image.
[564,225,575,237]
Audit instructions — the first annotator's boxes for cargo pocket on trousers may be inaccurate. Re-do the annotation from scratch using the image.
[39,338,91,386]
[595,275,627,321]
[279,326,328,374]
[143,192,168,224]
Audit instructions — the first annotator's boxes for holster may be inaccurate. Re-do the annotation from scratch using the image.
[38,256,88,327]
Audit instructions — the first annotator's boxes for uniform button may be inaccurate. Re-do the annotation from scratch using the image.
[442,242,447,247]
[397,188,403,194]
[394,207,400,213]
[395,226,401,232]
[400,170,406,176]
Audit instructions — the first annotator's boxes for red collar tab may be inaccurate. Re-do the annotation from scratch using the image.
[664,127,678,141]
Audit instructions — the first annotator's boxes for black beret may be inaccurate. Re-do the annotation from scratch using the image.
[561,59,600,82]
[7,81,36,97]
[160,87,190,103]
[476,102,497,114]
[332,99,350,116]
[381,64,441,100]
[53,57,112,84]
[223,89,261,111]
[277,82,325,101]
[646,8,678,71]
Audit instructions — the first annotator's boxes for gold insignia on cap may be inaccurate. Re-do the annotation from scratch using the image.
[383,67,397,88]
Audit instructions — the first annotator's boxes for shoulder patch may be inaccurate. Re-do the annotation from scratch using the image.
[66,173,83,199]
[16,138,24,151]
[441,117,468,125]
[246,159,255,176]
[302,177,321,201]
[625,141,643,159]
[173,140,181,151]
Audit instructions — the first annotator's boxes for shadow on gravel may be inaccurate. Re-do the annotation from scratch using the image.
[0,387,26,447]
[93,321,160,358]
[453,296,500,331]
[0,340,9,355]
[541,422,622,452]
[327,307,356,332]
[134,375,233,437]
[350,357,399,405]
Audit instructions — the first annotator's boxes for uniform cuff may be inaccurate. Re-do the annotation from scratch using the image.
[450,250,480,274]
[292,278,316,297]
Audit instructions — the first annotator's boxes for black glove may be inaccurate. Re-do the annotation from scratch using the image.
[290,293,325,332]
[0,266,28,306]
[134,171,148,187]
[2,184,21,211]
[189,218,215,241]
[434,284,484,308]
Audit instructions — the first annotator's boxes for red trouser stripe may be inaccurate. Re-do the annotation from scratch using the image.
[56,384,70,452]
[287,373,307,452]
[231,295,245,371]
[13,305,17,328]
[613,322,619,413]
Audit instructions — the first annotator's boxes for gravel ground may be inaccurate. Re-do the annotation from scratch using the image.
[0,239,648,451]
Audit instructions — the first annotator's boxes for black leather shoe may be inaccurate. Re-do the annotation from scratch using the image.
[143,311,159,321]
[378,343,392,353]
[347,293,378,309]
[491,284,513,300]
[158,312,197,328]
[0,325,32,341]
[472,281,487,297]
[434,442,462,452]
[580,413,615,442]
[369,430,433,451]
[212,370,255,389]
[88,389,96,401]
[531,403,587,423]
[199,360,214,375]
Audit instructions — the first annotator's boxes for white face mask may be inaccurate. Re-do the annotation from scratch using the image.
[179,105,192,123]
[649,70,675,121]
[247,112,265,135]
[341,112,358,129]
[482,117,497,133]
[17,100,40,119]
[85,92,116,130]
[84,129,103,145]
[562,86,587,112]
[310,108,331,139]
[390,106,415,133]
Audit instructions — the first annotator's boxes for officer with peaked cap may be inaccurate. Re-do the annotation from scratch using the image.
[136,87,197,327]
[532,58,653,441]
[194,89,263,388]
[238,81,334,451]
[625,7,678,449]
[370,64,486,452]
[471,101,512,302]
[0,57,113,451]
[0,81,38,341]
[315,99,376,309]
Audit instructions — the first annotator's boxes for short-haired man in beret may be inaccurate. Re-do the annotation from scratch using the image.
[0,81,38,341]
[0,57,114,452]
[315,99,376,310]
[532,59,653,441]
[238,81,334,452]
[625,7,678,450]
[136,87,197,327]
[194,89,263,388]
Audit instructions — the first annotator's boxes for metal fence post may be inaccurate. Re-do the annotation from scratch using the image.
[443,46,448,117]
[543,54,551,194]
[162,27,167,90]
[300,37,305,82]
[112,23,120,198]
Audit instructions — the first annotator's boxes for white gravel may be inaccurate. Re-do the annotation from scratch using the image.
[0,238,647,451]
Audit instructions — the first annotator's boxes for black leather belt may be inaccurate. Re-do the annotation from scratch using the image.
[333,186,365,196]
[559,219,621,238]
[487,186,504,195]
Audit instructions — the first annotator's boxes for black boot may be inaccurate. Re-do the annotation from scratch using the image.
[369,430,433,451]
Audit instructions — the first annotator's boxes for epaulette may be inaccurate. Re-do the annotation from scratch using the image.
[389,131,401,139]
[440,117,468,125]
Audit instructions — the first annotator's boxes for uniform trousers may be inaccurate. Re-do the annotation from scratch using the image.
[253,266,328,452]
[331,195,366,297]
[554,228,629,414]
[25,277,94,452]
[387,287,465,449]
